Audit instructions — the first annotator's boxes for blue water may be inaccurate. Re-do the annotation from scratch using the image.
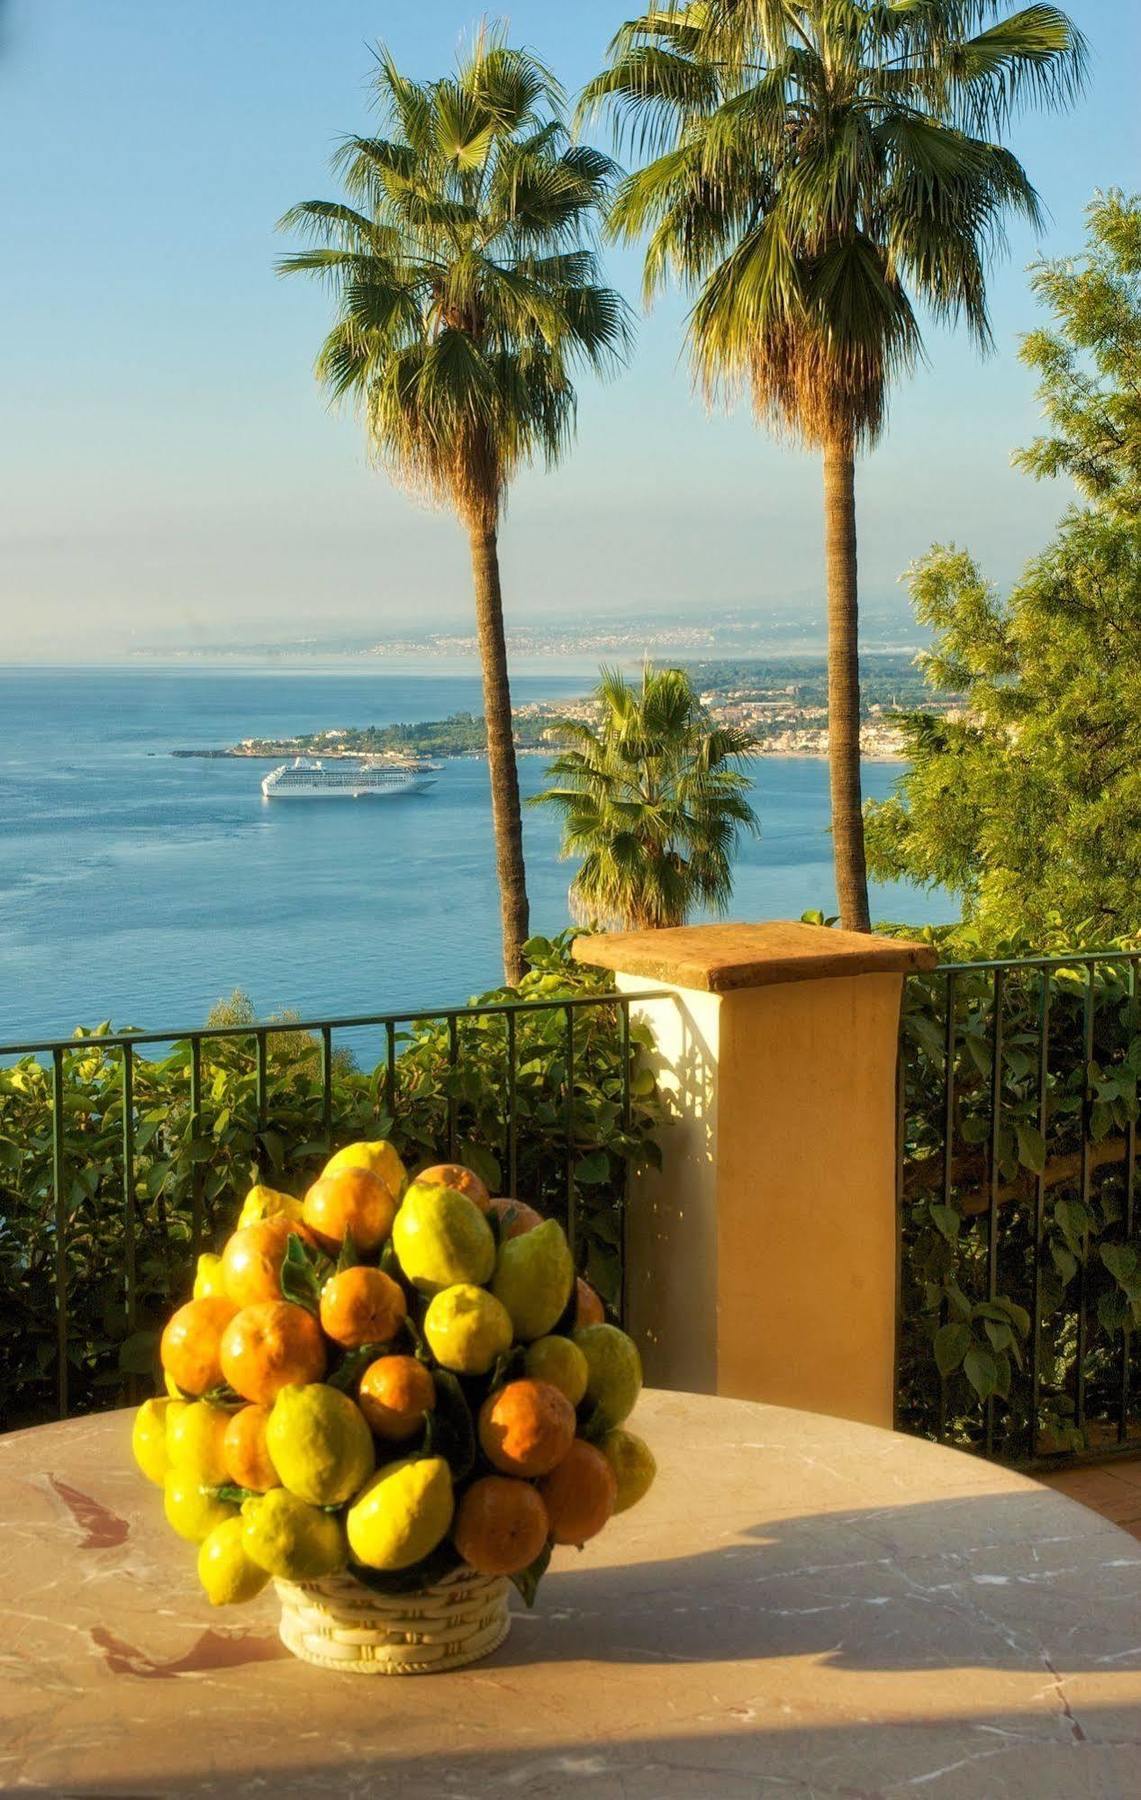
[0,665,957,1043]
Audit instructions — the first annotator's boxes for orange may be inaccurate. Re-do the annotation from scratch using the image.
[221,1218,312,1309]
[453,1476,550,1576]
[574,1278,605,1329]
[416,1163,491,1212]
[538,1440,617,1546]
[319,1266,407,1350]
[478,1379,576,1478]
[219,1300,327,1405]
[160,1296,238,1397]
[357,1355,436,1442]
[302,1167,396,1255]
[222,1404,279,1492]
[486,1197,544,1240]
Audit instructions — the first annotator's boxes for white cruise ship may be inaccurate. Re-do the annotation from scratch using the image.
[261,757,439,801]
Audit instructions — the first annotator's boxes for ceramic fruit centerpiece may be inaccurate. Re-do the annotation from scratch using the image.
[131,1141,656,1674]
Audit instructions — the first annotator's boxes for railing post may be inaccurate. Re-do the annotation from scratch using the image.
[574,921,938,1429]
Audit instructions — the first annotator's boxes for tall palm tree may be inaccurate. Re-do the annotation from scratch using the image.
[582,1,1085,930]
[280,36,630,982]
[532,664,758,929]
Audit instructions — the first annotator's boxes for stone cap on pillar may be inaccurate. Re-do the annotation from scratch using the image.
[572,920,939,993]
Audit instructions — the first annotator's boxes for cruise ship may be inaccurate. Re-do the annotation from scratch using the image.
[261,756,439,801]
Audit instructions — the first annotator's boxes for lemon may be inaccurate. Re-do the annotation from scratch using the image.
[572,1323,643,1429]
[392,1183,495,1295]
[241,1488,348,1580]
[491,1218,574,1341]
[524,1334,589,1406]
[423,1284,513,1375]
[197,1516,271,1605]
[265,1384,375,1507]
[346,1455,454,1572]
[166,1400,231,1486]
[163,1472,237,1544]
[601,1428,656,1513]
[323,1139,408,1200]
[192,1252,226,1300]
[131,1398,175,1485]
[237,1184,304,1230]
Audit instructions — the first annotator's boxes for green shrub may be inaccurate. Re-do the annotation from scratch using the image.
[0,932,661,1431]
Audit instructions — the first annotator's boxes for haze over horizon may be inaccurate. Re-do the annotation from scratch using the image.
[1,0,1137,662]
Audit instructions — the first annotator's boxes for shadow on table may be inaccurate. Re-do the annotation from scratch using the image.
[483,1486,1141,1674]
[35,1708,1141,1800]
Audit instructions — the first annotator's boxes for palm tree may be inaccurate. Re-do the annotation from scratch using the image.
[582,1,1085,930]
[280,36,630,982]
[532,664,759,929]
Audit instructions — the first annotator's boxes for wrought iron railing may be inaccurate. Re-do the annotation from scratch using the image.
[0,989,666,1430]
[897,951,1140,1468]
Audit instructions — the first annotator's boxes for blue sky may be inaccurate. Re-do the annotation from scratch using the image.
[1,0,1137,659]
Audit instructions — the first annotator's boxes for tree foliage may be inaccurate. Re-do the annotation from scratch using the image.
[532,665,759,929]
[866,194,1141,942]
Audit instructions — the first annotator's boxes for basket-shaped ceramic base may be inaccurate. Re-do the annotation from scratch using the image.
[275,1566,511,1675]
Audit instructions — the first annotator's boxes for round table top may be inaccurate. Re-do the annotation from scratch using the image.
[3,1391,1141,1798]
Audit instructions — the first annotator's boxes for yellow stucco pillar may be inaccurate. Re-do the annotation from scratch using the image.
[573,921,938,1429]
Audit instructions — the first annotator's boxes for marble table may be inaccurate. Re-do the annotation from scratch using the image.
[3,1391,1141,1798]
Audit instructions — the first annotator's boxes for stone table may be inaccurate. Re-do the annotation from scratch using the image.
[3,1391,1141,1798]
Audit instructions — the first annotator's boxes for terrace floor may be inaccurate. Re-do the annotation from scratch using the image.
[1038,1456,1141,1540]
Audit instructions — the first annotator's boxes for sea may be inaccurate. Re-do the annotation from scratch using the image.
[0,664,958,1046]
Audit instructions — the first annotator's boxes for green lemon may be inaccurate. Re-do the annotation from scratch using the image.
[491,1218,574,1341]
[572,1323,643,1429]
[265,1384,375,1507]
[391,1183,495,1295]
[197,1516,271,1605]
[524,1334,589,1406]
[166,1400,231,1486]
[601,1427,657,1513]
[131,1397,177,1486]
[240,1488,348,1580]
[163,1471,237,1544]
[346,1455,454,1571]
[423,1284,513,1375]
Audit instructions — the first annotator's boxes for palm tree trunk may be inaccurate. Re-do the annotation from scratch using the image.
[468,525,530,983]
[823,433,871,932]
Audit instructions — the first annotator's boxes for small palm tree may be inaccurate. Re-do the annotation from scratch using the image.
[532,665,759,930]
[280,34,630,982]
[583,1,1085,930]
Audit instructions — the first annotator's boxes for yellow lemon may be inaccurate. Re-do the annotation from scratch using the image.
[131,1398,174,1486]
[192,1252,226,1300]
[166,1400,231,1486]
[572,1323,642,1429]
[163,1472,237,1544]
[237,1184,304,1230]
[164,1369,187,1399]
[323,1139,408,1200]
[491,1219,574,1341]
[601,1428,656,1513]
[265,1384,375,1507]
[346,1456,453,1572]
[392,1183,495,1295]
[197,1516,271,1605]
[524,1334,589,1406]
[241,1488,348,1580]
[423,1284,513,1375]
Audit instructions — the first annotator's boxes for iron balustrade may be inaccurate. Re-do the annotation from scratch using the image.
[0,989,666,1428]
[897,951,1140,1468]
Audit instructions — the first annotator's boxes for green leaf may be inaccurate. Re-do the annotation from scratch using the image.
[574,1150,610,1186]
[327,1342,391,1393]
[934,1322,971,1376]
[336,1229,362,1274]
[929,1203,961,1244]
[1014,1122,1046,1174]
[984,1319,1013,1354]
[964,1345,999,1402]
[117,1328,159,1376]
[428,1370,476,1483]
[280,1232,323,1314]
[509,1539,552,1610]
